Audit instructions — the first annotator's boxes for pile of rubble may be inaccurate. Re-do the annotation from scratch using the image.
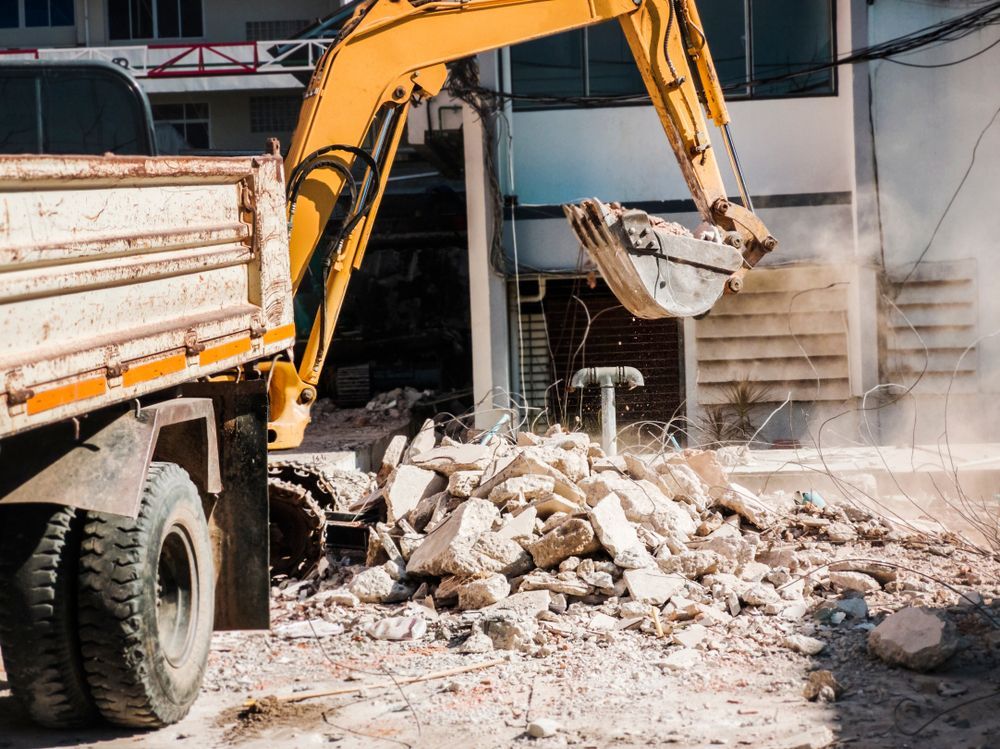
[275,422,987,672]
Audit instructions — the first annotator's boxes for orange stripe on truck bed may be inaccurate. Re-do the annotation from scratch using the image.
[122,353,187,388]
[263,323,295,346]
[199,337,252,367]
[26,376,107,415]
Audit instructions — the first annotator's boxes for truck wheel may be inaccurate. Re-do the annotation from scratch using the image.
[0,504,96,728]
[77,462,215,728]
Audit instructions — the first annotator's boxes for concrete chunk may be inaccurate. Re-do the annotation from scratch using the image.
[412,444,495,476]
[383,465,447,525]
[623,568,687,605]
[528,517,601,569]
[447,470,483,498]
[483,590,551,617]
[458,573,511,610]
[829,570,881,593]
[488,474,557,505]
[497,506,537,540]
[868,607,959,671]
[406,498,499,576]
[474,453,585,505]
[587,493,647,560]
[716,483,776,529]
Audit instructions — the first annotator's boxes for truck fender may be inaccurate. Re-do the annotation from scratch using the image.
[0,398,221,518]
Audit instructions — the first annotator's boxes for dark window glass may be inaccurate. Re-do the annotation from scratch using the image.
[134,0,154,38]
[152,101,209,152]
[0,77,40,153]
[108,0,130,38]
[179,0,202,37]
[510,0,833,107]
[151,103,183,120]
[25,2,48,26]
[751,0,834,96]
[157,0,179,37]
[510,29,584,100]
[586,22,643,97]
[0,0,17,27]
[700,0,749,95]
[43,73,147,154]
[51,0,74,25]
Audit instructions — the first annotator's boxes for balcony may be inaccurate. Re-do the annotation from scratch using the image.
[0,39,333,93]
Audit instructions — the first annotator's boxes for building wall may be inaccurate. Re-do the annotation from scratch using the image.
[865,0,1000,443]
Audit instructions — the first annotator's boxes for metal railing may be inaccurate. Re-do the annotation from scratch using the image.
[0,39,333,78]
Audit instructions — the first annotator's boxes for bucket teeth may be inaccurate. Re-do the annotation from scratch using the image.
[563,198,743,319]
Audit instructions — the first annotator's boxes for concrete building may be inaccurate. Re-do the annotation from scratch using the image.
[0,0,344,153]
[462,0,1000,447]
[3,0,996,446]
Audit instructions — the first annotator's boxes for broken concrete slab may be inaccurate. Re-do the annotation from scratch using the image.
[412,443,496,476]
[403,418,436,462]
[458,574,511,610]
[676,449,729,497]
[623,568,687,605]
[447,470,483,498]
[350,566,415,603]
[474,453,585,505]
[497,506,537,540]
[784,634,826,655]
[587,493,652,560]
[519,570,590,597]
[377,434,408,483]
[487,474,556,506]
[578,473,696,538]
[406,498,499,576]
[482,590,551,617]
[383,465,447,525]
[528,517,601,569]
[868,607,959,671]
[716,483,775,529]
[829,570,881,594]
[447,531,534,577]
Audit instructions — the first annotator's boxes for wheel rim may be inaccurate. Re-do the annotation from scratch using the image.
[156,523,198,668]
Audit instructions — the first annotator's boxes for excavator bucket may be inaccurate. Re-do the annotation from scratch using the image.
[563,199,744,319]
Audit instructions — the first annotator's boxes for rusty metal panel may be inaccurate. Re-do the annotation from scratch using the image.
[183,380,270,631]
[0,153,294,438]
[0,397,220,518]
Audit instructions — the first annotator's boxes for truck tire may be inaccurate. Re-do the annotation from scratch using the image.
[77,462,215,728]
[0,504,96,728]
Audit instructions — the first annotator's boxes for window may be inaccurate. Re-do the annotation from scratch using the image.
[249,96,301,133]
[509,0,834,108]
[0,0,74,28]
[511,24,643,102]
[0,66,154,155]
[109,0,203,40]
[152,102,209,153]
[702,0,835,97]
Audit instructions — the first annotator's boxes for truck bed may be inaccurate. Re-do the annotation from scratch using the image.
[0,153,295,437]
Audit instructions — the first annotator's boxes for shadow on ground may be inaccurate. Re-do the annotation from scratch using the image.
[0,694,144,749]
[811,602,1000,749]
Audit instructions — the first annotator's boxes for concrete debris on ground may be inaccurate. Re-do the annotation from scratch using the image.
[271,420,999,704]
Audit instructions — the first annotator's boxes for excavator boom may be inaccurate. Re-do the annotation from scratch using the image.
[268,0,777,448]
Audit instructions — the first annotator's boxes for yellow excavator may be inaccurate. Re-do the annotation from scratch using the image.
[266,0,777,450]
[0,0,776,732]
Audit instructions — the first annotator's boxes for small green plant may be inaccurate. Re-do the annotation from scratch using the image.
[696,376,773,445]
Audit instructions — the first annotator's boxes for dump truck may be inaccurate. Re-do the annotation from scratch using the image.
[0,0,777,731]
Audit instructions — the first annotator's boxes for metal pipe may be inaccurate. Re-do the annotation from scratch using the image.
[569,366,644,455]
[721,123,754,213]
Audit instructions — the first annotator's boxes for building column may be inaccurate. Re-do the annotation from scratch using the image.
[463,52,511,429]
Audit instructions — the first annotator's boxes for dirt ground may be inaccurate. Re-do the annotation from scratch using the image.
[2,539,999,749]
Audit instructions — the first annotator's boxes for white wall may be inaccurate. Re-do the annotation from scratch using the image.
[867,0,1000,442]
[508,0,856,214]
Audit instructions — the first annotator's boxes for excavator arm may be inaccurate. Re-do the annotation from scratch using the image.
[267,0,777,448]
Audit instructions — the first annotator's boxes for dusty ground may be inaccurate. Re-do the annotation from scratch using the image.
[2,537,1000,749]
